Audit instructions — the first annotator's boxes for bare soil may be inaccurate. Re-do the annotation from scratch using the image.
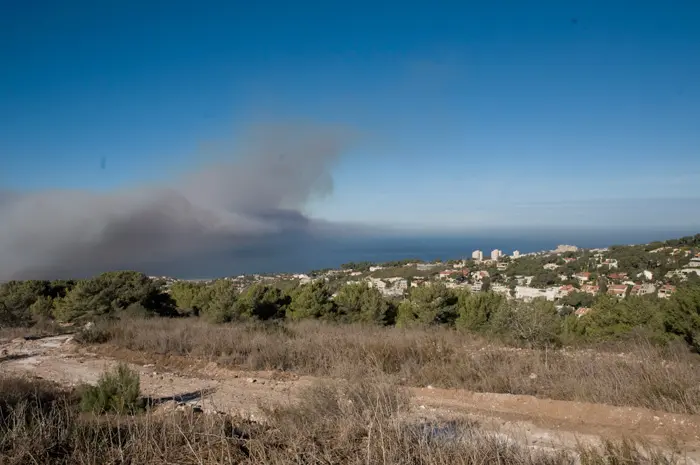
[2,334,699,462]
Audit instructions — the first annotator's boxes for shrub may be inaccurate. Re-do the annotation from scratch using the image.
[28,296,54,322]
[456,290,504,332]
[287,281,336,320]
[197,279,239,323]
[74,323,112,344]
[80,363,143,414]
[491,299,562,348]
[334,282,391,324]
[396,283,458,327]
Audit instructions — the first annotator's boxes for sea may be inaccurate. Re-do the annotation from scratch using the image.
[161,228,698,279]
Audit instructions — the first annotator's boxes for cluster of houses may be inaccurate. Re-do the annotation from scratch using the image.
[155,246,699,314]
[665,254,700,280]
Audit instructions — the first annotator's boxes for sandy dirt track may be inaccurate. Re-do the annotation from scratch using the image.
[2,334,699,462]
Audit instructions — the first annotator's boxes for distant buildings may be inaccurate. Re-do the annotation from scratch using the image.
[512,250,521,258]
[607,272,628,282]
[607,284,628,299]
[514,286,558,302]
[416,263,439,271]
[367,277,407,297]
[631,284,655,297]
[491,249,503,261]
[658,285,676,299]
[472,250,484,261]
[438,270,460,279]
[558,284,575,297]
[637,270,653,281]
[597,259,618,269]
[581,284,599,295]
[555,245,579,253]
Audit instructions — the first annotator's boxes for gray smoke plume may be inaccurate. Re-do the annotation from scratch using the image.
[0,123,356,280]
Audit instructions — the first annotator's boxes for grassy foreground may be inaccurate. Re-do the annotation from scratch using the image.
[85,317,700,414]
[0,373,685,465]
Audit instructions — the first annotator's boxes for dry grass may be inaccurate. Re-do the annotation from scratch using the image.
[0,320,73,342]
[1,374,681,465]
[97,318,700,414]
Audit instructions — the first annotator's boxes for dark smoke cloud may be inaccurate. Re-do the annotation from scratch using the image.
[0,123,357,280]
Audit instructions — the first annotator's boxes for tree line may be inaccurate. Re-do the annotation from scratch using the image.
[1,270,699,350]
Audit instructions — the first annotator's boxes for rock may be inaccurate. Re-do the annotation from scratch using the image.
[143,364,155,368]
[529,373,538,380]
[84,322,95,330]
[247,378,257,383]
[426,385,434,390]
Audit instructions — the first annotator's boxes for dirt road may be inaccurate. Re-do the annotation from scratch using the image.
[2,334,700,462]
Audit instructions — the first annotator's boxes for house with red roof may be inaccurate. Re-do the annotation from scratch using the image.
[607,272,628,281]
[558,284,576,297]
[658,284,676,298]
[607,284,628,298]
[581,284,599,295]
[438,270,460,279]
[631,283,655,296]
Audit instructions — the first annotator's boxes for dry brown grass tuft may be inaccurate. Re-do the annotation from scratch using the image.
[577,439,683,465]
[97,318,700,414]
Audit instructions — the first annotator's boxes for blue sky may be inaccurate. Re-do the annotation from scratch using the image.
[2,0,699,230]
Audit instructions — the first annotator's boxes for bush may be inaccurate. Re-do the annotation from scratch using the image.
[28,296,54,322]
[287,281,336,320]
[491,299,562,348]
[396,283,458,327]
[74,323,112,344]
[80,363,143,414]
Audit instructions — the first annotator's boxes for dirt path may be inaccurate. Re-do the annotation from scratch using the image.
[2,334,700,462]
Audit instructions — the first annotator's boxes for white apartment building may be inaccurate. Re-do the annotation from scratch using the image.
[514,286,558,302]
[472,250,484,261]
[491,249,503,260]
[512,250,521,258]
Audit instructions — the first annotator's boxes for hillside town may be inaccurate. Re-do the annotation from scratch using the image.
[153,236,700,316]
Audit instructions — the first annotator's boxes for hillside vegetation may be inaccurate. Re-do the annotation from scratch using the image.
[2,268,700,351]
